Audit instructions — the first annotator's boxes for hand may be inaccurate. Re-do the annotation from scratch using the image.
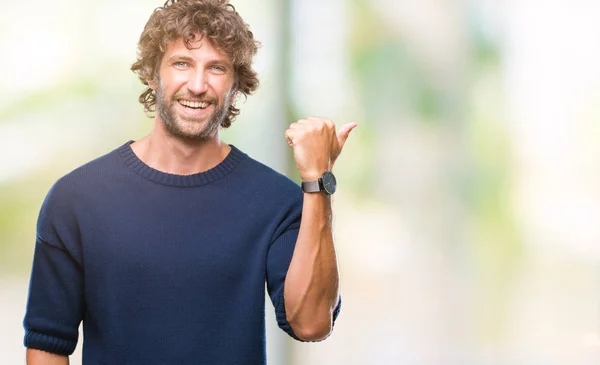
[285,116,357,181]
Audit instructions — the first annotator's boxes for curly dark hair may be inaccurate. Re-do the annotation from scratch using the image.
[131,0,260,128]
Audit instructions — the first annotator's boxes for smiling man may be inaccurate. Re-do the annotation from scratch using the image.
[153,38,236,142]
[23,0,356,364]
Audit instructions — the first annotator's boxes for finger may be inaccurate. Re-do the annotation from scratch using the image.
[299,117,326,126]
[336,122,358,146]
[284,129,296,147]
[299,118,335,135]
[305,116,335,129]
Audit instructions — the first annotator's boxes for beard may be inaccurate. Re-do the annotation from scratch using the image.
[155,85,234,141]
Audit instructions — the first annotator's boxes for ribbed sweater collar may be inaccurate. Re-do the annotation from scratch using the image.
[117,140,245,187]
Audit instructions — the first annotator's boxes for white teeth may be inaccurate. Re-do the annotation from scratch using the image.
[178,100,209,109]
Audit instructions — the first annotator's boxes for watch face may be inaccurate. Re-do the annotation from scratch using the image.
[321,171,337,195]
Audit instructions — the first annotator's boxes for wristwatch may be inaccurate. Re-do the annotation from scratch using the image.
[301,171,337,195]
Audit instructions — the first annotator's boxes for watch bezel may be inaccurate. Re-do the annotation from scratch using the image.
[320,171,337,195]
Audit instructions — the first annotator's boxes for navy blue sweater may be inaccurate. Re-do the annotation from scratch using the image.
[23,141,340,364]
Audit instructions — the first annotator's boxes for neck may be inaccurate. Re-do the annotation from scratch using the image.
[131,121,231,176]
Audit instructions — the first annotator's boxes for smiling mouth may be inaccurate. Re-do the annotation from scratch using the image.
[177,100,211,109]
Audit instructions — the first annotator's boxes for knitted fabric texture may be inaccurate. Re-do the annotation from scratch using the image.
[23,141,340,364]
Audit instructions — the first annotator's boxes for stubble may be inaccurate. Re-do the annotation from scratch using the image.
[156,86,234,141]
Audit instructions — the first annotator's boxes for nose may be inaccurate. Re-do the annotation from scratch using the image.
[187,70,209,95]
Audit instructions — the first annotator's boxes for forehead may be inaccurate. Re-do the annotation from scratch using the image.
[163,35,232,65]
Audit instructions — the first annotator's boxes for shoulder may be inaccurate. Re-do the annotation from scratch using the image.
[40,143,126,212]
[233,146,302,200]
[36,143,126,244]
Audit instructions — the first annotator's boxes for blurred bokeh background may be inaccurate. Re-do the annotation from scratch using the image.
[2,0,600,364]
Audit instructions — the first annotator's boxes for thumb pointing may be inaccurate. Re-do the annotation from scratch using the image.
[337,122,358,146]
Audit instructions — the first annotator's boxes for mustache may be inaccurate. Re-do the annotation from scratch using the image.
[172,92,217,103]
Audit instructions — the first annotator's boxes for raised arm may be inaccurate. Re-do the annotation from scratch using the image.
[283,117,357,341]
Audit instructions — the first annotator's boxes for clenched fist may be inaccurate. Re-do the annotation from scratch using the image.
[285,117,357,181]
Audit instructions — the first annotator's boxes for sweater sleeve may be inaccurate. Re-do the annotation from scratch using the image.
[23,181,85,355]
[265,193,341,341]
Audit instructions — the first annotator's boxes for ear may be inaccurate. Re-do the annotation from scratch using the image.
[148,78,158,90]
[227,80,238,99]
[230,74,239,94]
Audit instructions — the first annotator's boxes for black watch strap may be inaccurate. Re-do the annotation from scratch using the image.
[301,179,320,193]
[301,171,336,195]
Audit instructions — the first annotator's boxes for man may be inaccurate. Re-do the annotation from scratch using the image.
[23,0,356,363]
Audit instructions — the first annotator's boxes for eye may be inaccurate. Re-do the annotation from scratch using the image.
[211,65,226,73]
[174,61,189,68]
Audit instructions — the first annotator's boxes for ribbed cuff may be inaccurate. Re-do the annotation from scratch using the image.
[275,293,303,341]
[275,294,342,342]
[24,329,77,356]
[332,297,342,322]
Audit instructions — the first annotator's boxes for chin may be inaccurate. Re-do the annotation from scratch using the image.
[171,124,218,141]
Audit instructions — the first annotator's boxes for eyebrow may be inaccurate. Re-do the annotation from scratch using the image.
[166,55,232,67]
[166,55,196,64]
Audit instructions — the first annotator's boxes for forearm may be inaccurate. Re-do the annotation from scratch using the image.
[283,192,340,341]
[282,116,355,340]
[27,348,69,365]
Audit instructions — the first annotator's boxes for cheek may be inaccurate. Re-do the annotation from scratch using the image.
[209,75,235,94]
[160,70,189,90]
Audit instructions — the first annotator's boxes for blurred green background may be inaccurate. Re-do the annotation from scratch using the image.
[2,0,600,364]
